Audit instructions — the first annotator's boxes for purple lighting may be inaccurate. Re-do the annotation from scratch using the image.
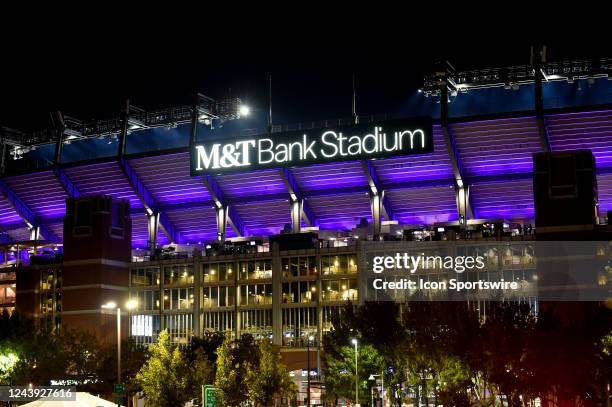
[372,125,454,183]
[306,192,371,230]
[386,185,458,225]
[65,161,143,210]
[4,170,68,219]
[470,180,535,220]
[128,153,211,205]
[451,116,543,177]
[597,173,612,217]
[291,161,368,191]
[545,110,612,169]
[3,108,612,249]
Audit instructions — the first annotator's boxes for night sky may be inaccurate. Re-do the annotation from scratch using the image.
[1,34,608,132]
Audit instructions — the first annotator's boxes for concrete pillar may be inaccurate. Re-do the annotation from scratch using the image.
[29,226,40,241]
[147,212,160,250]
[290,199,301,233]
[193,250,202,337]
[456,186,470,227]
[370,192,382,238]
[272,242,282,345]
[216,206,227,242]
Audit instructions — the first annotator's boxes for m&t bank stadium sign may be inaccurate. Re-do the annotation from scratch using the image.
[191,117,433,175]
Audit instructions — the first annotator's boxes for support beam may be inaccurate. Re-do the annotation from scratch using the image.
[50,111,81,199]
[53,167,81,199]
[147,212,159,250]
[439,73,475,222]
[0,179,60,242]
[369,192,383,238]
[51,111,65,166]
[278,168,316,231]
[116,100,182,246]
[532,45,552,153]
[202,175,246,239]
[361,160,394,221]
[156,175,538,214]
[118,157,182,245]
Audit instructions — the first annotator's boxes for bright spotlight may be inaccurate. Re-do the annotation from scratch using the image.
[239,105,250,116]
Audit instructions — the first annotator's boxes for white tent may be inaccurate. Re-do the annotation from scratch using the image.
[19,392,124,407]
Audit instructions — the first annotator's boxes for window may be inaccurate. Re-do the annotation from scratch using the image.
[239,260,272,280]
[163,313,193,345]
[203,262,234,283]
[282,307,317,347]
[281,256,317,277]
[202,311,234,333]
[238,284,272,305]
[282,281,317,303]
[164,265,194,286]
[322,254,357,275]
[131,291,160,311]
[130,267,160,286]
[163,288,194,310]
[239,309,272,339]
[322,278,358,301]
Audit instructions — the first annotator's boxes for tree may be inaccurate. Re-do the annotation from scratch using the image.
[476,302,536,407]
[215,334,259,407]
[245,340,297,407]
[136,330,191,407]
[323,343,384,405]
[189,348,215,405]
[96,337,148,396]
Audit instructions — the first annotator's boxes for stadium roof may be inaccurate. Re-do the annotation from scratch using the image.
[2,78,612,248]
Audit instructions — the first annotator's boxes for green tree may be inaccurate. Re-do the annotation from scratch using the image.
[136,330,190,407]
[245,340,297,407]
[189,348,215,405]
[323,343,383,405]
[215,334,259,407]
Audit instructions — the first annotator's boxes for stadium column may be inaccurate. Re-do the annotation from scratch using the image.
[272,241,282,346]
[215,205,228,243]
[290,200,301,233]
[147,212,159,252]
[370,192,383,238]
[361,160,392,239]
[279,168,316,233]
[192,250,202,337]
[29,225,39,242]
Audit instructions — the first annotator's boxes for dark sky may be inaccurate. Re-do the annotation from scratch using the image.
[1,31,609,131]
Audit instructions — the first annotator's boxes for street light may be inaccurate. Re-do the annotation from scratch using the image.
[307,335,314,406]
[102,299,138,399]
[351,338,358,406]
[368,371,384,407]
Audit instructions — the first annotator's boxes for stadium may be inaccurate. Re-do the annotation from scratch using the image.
[1,55,612,402]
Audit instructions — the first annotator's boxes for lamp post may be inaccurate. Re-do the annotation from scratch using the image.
[102,299,138,406]
[307,335,314,406]
[351,338,358,406]
[368,371,384,407]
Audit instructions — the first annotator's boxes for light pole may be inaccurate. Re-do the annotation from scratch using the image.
[351,338,358,406]
[369,371,384,407]
[102,299,138,406]
[307,335,314,406]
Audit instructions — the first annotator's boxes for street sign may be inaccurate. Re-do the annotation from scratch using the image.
[114,383,125,393]
[202,385,219,407]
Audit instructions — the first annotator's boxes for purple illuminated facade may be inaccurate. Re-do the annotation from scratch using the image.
[0,108,611,247]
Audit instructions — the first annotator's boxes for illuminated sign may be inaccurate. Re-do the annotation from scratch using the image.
[191,117,433,174]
